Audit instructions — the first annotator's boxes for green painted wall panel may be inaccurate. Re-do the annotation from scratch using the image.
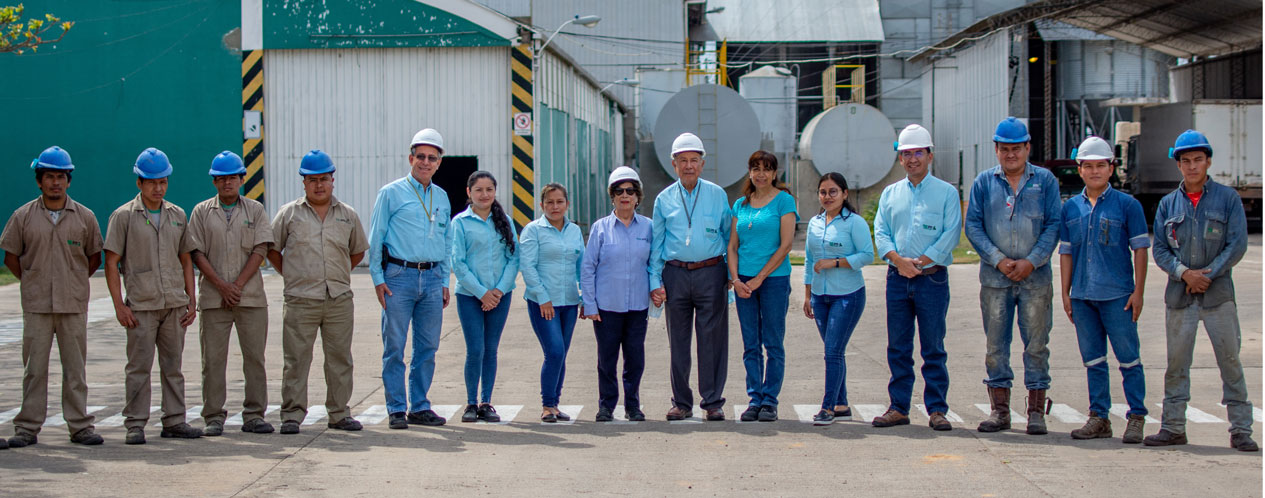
[264,0,510,49]
[0,0,243,255]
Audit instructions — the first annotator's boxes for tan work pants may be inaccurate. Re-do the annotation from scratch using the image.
[199,306,269,424]
[280,293,354,423]
[123,307,188,430]
[13,312,92,435]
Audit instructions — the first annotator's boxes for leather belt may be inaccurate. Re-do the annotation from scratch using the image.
[889,264,945,275]
[666,256,723,270]
[387,256,436,270]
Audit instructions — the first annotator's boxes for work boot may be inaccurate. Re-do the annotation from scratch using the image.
[1026,389,1052,435]
[928,412,952,431]
[7,430,37,448]
[279,420,301,434]
[242,418,275,434]
[161,422,204,439]
[1122,414,1145,444]
[740,405,760,422]
[1231,433,1260,452]
[1070,412,1112,440]
[0,437,7,449]
[204,420,224,437]
[871,409,910,428]
[70,428,104,446]
[1143,429,1187,446]
[125,427,146,445]
[327,417,363,431]
[977,387,1011,432]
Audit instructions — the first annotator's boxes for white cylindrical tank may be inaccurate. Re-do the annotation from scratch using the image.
[800,103,897,189]
[653,84,762,187]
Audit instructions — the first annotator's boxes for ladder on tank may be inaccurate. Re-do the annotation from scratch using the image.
[696,83,719,184]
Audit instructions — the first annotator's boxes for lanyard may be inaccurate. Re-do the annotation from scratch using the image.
[410,181,434,222]
[677,182,701,246]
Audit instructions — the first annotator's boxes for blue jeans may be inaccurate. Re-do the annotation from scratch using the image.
[1071,296,1146,417]
[885,267,951,415]
[380,264,444,413]
[456,292,513,405]
[527,300,578,407]
[735,275,789,407]
[979,284,1052,390]
[811,289,866,410]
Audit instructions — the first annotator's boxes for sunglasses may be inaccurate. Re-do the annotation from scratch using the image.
[611,187,639,196]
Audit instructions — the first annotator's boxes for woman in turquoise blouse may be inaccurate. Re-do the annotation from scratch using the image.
[803,172,874,425]
[452,171,519,423]
[727,150,798,422]
[519,183,584,423]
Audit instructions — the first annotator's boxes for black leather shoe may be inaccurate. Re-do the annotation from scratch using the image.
[624,407,645,422]
[740,405,760,422]
[476,404,501,423]
[327,417,363,431]
[461,405,478,423]
[279,421,300,434]
[408,410,446,426]
[1143,429,1187,446]
[595,407,614,422]
[758,405,778,422]
[554,410,571,422]
[388,412,408,429]
[7,431,36,448]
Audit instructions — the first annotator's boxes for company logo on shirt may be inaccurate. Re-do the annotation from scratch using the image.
[828,241,843,247]
[921,224,937,231]
[66,239,81,247]
[704,227,718,234]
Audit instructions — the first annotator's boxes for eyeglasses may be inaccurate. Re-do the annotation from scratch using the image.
[899,149,928,160]
[612,187,639,196]
[818,188,842,198]
[413,153,441,163]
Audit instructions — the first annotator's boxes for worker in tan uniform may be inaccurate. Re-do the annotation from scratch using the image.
[187,151,275,436]
[104,147,204,444]
[267,149,369,435]
[1,146,105,448]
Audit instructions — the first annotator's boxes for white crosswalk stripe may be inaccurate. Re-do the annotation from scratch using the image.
[0,407,21,425]
[154,405,203,427]
[97,406,158,427]
[1108,405,1158,423]
[733,405,756,423]
[356,405,389,425]
[915,404,964,423]
[1049,404,1088,424]
[793,405,824,423]
[433,405,462,422]
[851,404,888,423]
[46,406,107,426]
[974,404,1027,424]
[609,405,639,425]
[301,406,328,425]
[553,405,583,425]
[474,405,520,425]
[224,405,281,426]
[1157,403,1224,423]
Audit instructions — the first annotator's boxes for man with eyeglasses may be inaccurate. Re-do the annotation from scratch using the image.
[872,124,962,431]
[964,117,1061,436]
[366,129,453,429]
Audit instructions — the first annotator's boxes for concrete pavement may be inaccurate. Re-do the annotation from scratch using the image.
[0,237,1259,497]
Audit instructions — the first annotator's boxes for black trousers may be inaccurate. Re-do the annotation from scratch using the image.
[593,309,648,412]
[663,263,729,411]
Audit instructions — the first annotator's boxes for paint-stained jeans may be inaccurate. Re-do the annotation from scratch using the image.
[1162,301,1254,436]
[979,284,1052,390]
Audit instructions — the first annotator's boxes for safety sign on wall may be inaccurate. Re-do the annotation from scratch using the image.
[513,112,532,136]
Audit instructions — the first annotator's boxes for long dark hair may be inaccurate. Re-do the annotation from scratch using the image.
[741,150,790,205]
[467,171,515,254]
[818,172,856,215]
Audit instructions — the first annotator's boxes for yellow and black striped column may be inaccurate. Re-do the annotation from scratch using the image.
[242,49,265,203]
[510,43,534,232]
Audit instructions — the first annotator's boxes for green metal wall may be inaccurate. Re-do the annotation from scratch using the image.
[263,0,510,49]
[537,104,617,230]
[0,0,241,252]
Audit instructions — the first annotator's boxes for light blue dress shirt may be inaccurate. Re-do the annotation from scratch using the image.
[874,174,962,268]
[451,206,519,298]
[518,216,583,306]
[367,175,452,287]
[804,208,874,296]
[732,191,798,277]
[581,211,653,313]
[650,178,732,289]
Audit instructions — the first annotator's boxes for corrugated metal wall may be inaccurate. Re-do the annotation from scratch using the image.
[922,28,1010,190]
[263,47,512,229]
[1058,40,1171,99]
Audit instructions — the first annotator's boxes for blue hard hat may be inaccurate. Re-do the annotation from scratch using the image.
[209,151,246,176]
[31,146,74,171]
[993,116,1031,143]
[134,148,173,179]
[298,149,335,175]
[1169,129,1213,159]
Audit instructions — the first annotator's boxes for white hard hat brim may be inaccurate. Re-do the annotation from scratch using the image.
[671,148,706,157]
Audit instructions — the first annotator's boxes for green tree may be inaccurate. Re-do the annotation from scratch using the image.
[1,4,72,55]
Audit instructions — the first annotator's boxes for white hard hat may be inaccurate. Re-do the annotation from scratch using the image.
[608,166,641,187]
[671,132,706,157]
[896,124,934,151]
[410,128,444,153]
[1074,136,1114,162]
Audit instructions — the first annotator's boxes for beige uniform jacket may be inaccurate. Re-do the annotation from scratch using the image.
[0,196,103,313]
[188,196,273,309]
[271,195,368,300]
[104,194,195,311]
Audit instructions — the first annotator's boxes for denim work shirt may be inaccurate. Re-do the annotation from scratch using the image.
[367,175,452,287]
[650,178,732,289]
[581,212,653,313]
[874,174,962,268]
[1152,179,1247,309]
[451,207,519,298]
[1059,187,1150,301]
[518,216,583,307]
[965,164,1061,288]
[804,208,874,296]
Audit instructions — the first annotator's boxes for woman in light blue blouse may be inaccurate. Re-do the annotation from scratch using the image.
[727,150,798,422]
[803,172,874,425]
[451,171,519,423]
[519,183,584,423]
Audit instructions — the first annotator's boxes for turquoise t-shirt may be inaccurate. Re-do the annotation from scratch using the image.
[732,190,798,277]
